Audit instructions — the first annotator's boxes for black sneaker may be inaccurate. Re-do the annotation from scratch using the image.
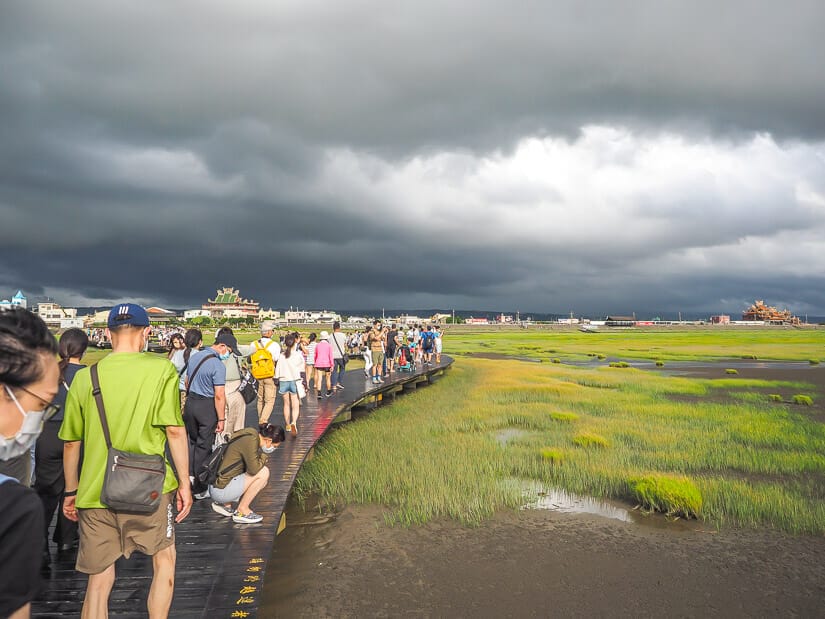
[317,391,324,398]
[325,390,333,397]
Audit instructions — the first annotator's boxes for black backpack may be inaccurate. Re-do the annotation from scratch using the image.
[197,434,245,487]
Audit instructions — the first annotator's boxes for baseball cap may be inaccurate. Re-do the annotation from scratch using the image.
[108,303,150,329]
[214,332,241,355]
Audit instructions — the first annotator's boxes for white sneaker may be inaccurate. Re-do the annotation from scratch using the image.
[194,490,210,500]
[211,502,233,517]
[232,510,263,524]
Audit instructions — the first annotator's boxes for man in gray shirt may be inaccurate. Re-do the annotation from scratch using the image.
[330,321,348,391]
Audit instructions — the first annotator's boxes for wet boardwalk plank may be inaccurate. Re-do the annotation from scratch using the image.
[32,356,453,618]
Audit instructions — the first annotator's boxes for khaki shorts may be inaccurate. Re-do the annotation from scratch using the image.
[76,492,176,574]
[371,351,385,367]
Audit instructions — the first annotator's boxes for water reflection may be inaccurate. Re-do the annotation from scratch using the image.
[523,487,635,523]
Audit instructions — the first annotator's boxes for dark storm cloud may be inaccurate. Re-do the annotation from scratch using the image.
[1,1,824,313]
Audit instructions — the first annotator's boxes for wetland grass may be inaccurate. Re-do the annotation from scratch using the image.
[294,356,825,533]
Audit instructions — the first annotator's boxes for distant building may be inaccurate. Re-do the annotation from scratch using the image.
[742,300,800,325]
[259,308,282,320]
[604,316,635,327]
[710,315,731,325]
[0,290,27,311]
[465,317,490,325]
[283,309,341,324]
[184,309,212,321]
[146,307,178,323]
[37,302,78,327]
[496,314,514,324]
[202,287,260,318]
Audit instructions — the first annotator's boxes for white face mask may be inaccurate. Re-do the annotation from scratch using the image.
[0,385,47,462]
[262,444,277,454]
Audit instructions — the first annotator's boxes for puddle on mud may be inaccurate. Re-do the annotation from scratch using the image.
[523,487,635,523]
[495,428,528,445]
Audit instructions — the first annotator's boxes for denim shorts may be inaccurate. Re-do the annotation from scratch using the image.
[209,473,245,503]
[278,380,298,394]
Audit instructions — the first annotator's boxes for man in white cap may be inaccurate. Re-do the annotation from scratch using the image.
[253,321,281,423]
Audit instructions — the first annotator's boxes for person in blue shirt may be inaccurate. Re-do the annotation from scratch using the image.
[184,331,240,499]
[420,326,436,365]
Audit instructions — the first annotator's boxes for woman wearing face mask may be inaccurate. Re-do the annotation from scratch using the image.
[34,328,87,564]
[0,308,60,619]
[208,423,284,524]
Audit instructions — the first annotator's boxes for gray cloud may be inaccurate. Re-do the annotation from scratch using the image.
[1,1,824,315]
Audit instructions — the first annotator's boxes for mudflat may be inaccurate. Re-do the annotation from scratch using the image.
[262,499,825,618]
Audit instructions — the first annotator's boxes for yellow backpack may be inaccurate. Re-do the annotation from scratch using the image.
[249,339,276,379]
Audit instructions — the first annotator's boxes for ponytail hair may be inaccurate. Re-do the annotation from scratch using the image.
[58,328,89,379]
[183,328,202,365]
[283,334,295,358]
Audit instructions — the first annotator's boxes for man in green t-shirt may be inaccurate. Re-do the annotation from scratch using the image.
[59,303,192,618]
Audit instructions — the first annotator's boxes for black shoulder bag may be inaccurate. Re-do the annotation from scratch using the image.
[90,364,166,513]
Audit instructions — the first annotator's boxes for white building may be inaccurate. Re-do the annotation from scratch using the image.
[0,290,27,311]
[184,309,212,320]
[259,308,282,320]
[37,302,78,327]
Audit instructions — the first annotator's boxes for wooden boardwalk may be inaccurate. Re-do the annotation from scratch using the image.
[32,356,453,618]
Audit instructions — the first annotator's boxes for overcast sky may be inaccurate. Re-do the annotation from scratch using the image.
[2,1,824,316]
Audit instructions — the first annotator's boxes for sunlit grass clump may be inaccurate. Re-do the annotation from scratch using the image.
[631,474,702,518]
[572,432,609,448]
[792,394,814,406]
[540,448,565,464]
[725,368,738,375]
[810,359,820,365]
[609,361,630,368]
[768,394,783,402]
[549,411,578,422]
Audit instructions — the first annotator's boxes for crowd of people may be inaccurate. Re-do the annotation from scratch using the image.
[0,305,445,618]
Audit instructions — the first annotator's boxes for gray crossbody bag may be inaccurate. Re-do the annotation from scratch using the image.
[91,364,166,513]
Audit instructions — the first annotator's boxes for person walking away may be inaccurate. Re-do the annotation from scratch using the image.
[435,326,443,364]
[361,326,373,378]
[59,303,192,619]
[0,308,59,619]
[385,324,399,374]
[304,333,317,391]
[209,423,285,524]
[276,334,304,437]
[215,328,247,437]
[184,331,239,499]
[421,326,436,365]
[35,328,87,566]
[367,321,385,384]
[174,329,202,413]
[252,321,281,424]
[330,322,348,391]
[314,332,333,398]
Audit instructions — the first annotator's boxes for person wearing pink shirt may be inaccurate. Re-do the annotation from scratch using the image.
[313,332,334,398]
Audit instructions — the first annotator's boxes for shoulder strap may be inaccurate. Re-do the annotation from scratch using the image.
[332,332,345,357]
[90,364,113,450]
[187,351,217,394]
[255,340,263,351]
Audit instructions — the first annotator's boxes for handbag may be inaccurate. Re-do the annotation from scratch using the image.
[90,364,166,513]
[238,367,259,405]
[296,379,307,399]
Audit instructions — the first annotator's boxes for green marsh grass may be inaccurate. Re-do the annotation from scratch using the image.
[726,368,738,375]
[793,395,814,406]
[295,357,825,533]
[447,325,825,362]
[631,474,702,518]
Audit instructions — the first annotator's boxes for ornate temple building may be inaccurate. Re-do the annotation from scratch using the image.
[202,287,261,318]
[742,300,801,325]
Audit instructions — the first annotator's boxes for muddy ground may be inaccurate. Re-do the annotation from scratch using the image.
[261,500,825,618]
[260,363,825,618]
